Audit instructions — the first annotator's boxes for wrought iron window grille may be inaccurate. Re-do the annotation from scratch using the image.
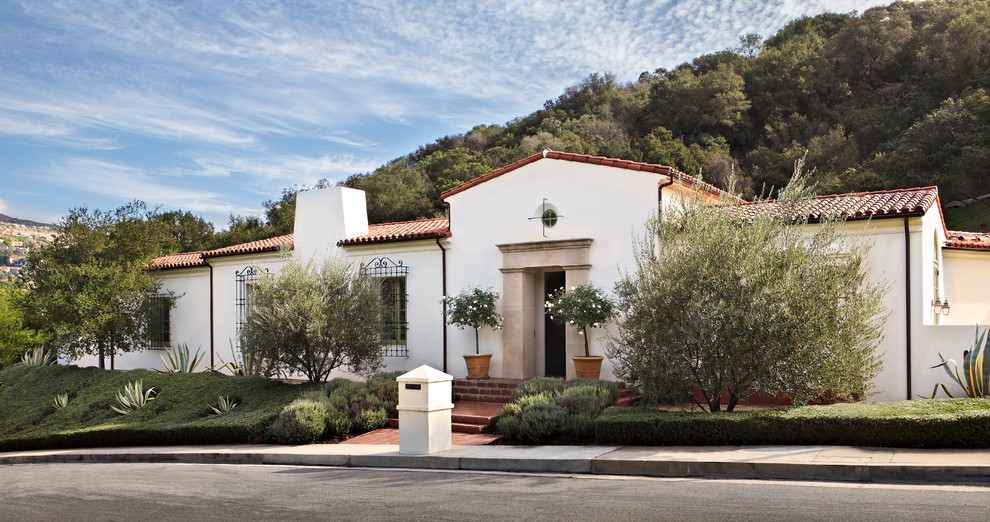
[235,265,269,343]
[362,257,409,357]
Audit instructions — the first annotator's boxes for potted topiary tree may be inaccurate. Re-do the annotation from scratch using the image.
[443,287,503,379]
[546,283,616,379]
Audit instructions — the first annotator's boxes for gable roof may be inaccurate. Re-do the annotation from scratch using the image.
[152,219,452,269]
[439,150,740,201]
[732,187,940,222]
[945,230,990,251]
[338,217,450,246]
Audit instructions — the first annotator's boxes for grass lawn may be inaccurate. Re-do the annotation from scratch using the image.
[0,364,319,452]
[596,399,990,448]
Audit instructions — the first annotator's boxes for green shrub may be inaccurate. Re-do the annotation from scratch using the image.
[516,391,556,410]
[566,413,597,439]
[326,410,352,437]
[499,402,523,418]
[594,399,990,448]
[518,402,568,443]
[496,415,521,440]
[509,377,565,402]
[556,385,617,416]
[354,408,388,431]
[326,378,355,394]
[266,399,330,444]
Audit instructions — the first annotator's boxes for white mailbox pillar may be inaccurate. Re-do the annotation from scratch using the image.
[396,365,454,455]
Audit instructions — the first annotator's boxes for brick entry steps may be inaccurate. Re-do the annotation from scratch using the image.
[453,378,526,404]
[387,400,504,434]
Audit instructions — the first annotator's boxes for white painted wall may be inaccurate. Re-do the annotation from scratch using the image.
[444,158,672,380]
[942,249,990,326]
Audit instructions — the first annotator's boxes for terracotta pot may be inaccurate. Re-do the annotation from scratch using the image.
[463,353,493,380]
[572,356,604,379]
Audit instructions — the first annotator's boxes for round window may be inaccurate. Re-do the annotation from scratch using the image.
[542,208,558,228]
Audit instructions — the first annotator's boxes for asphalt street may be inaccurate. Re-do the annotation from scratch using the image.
[1,463,988,521]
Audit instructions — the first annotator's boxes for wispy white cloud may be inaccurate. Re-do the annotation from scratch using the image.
[49,158,233,215]
[3,0,894,146]
[188,154,381,186]
[1,0,895,224]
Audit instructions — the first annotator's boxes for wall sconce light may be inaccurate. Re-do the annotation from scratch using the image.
[932,298,950,316]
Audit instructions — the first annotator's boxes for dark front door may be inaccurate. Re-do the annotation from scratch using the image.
[544,271,566,377]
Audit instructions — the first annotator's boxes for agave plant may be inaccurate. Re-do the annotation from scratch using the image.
[52,393,70,410]
[209,395,238,414]
[21,347,56,366]
[932,327,989,398]
[158,344,204,373]
[111,379,157,414]
[216,342,262,377]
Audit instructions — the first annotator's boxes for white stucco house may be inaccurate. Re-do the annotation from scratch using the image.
[78,150,990,402]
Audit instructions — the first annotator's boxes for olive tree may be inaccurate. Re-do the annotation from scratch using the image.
[608,163,886,411]
[240,257,385,382]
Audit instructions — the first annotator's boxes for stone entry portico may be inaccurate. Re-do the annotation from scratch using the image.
[497,238,593,379]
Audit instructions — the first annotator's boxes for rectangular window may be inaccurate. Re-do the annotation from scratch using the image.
[381,277,408,349]
[362,257,409,357]
[147,294,171,349]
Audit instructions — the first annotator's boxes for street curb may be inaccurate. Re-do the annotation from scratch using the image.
[2,451,989,485]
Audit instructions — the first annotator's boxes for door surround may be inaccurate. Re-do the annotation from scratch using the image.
[497,238,592,379]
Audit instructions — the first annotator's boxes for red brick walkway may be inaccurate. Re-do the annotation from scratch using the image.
[340,428,501,445]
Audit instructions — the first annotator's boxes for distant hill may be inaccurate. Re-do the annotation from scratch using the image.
[0,213,51,228]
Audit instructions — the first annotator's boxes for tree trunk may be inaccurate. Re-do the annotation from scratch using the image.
[474,328,480,355]
[582,325,590,357]
[98,343,105,370]
[726,391,740,412]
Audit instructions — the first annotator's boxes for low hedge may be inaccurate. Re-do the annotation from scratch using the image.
[0,364,314,452]
[595,398,990,448]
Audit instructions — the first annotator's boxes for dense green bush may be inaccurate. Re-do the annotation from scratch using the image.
[556,383,619,415]
[518,402,569,443]
[266,371,399,444]
[595,399,990,448]
[354,408,389,431]
[266,400,330,444]
[497,377,620,442]
[509,377,565,402]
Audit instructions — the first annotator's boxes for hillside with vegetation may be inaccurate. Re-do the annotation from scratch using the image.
[333,0,988,232]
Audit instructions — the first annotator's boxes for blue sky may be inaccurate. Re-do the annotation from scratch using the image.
[0,0,892,226]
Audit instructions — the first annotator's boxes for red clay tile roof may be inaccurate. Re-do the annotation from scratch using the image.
[152,251,209,269]
[945,231,990,251]
[338,217,450,245]
[202,234,294,258]
[732,187,940,222]
[152,219,452,269]
[439,150,741,202]
[152,234,293,270]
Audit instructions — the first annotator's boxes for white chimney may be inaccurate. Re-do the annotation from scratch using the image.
[293,187,369,264]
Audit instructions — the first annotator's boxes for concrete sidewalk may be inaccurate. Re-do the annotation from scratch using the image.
[2,443,989,485]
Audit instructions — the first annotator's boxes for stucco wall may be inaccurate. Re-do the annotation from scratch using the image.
[444,158,672,380]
